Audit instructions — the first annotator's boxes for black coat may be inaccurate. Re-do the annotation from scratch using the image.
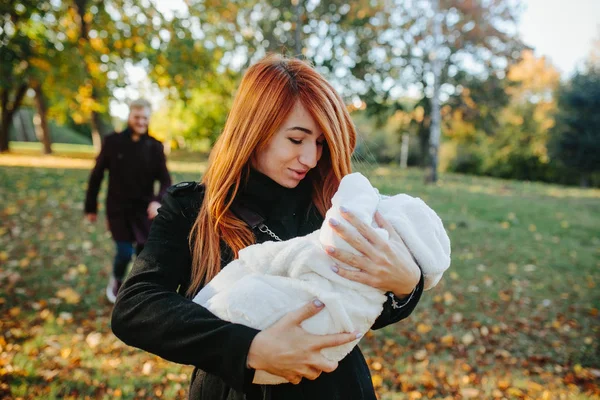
[111,169,424,400]
[84,129,172,243]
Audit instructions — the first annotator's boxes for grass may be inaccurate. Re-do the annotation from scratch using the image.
[0,158,598,399]
[8,142,97,155]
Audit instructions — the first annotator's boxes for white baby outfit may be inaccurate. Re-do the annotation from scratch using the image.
[193,173,451,384]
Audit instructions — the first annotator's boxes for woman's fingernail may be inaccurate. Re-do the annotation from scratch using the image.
[331,265,339,273]
[313,299,324,308]
[355,332,363,339]
[329,218,339,226]
[326,246,335,254]
[340,206,348,213]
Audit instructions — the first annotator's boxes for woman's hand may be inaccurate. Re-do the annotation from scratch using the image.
[147,201,162,220]
[326,208,421,296]
[246,299,360,384]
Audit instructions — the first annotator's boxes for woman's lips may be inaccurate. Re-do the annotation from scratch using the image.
[290,169,308,179]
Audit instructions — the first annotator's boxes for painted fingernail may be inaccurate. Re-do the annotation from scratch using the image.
[355,332,363,339]
[331,265,339,273]
[326,246,335,254]
[329,218,339,226]
[340,206,348,213]
[313,299,324,308]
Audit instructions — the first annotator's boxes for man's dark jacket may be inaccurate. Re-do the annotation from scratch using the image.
[111,169,424,400]
[84,128,171,243]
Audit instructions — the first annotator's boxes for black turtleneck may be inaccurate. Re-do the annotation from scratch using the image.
[233,168,321,241]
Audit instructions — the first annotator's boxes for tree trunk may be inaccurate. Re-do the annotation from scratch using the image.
[15,110,28,141]
[20,109,36,141]
[74,0,107,152]
[91,110,103,150]
[400,132,409,169]
[0,84,28,153]
[427,0,443,184]
[0,103,8,152]
[418,123,429,167]
[293,0,303,57]
[0,123,9,153]
[33,83,52,154]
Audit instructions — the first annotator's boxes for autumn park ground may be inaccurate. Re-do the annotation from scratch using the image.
[0,145,599,400]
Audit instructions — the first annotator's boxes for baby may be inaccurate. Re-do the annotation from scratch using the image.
[193,172,451,384]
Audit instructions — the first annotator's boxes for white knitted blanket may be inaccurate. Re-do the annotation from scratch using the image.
[193,173,451,384]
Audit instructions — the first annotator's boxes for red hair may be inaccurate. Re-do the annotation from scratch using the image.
[187,54,357,296]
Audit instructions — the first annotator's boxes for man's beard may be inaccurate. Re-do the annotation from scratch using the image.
[128,124,147,135]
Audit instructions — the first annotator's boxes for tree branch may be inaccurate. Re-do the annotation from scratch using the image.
[12,83,28,113]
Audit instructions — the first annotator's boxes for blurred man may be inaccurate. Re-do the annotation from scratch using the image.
[84,99,172,303]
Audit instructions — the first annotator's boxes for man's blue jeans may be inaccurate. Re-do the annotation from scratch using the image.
[113,241,144,280]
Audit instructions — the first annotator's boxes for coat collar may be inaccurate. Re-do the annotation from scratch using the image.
[122,127,149,141]
[234,168,312,220]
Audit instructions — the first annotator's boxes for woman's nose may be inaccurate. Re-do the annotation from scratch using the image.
[299,143,319,168]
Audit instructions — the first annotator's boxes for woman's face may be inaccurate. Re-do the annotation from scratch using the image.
[253,101,325,188]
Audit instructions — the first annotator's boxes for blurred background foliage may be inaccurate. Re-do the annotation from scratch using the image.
[1,0,599,185]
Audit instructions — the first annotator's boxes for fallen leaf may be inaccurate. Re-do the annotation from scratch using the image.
[417,323,432,334]
[56,287,81,304]
[461,388,480,398]
[461,332,475,346]
[85,332,102,349]
[414,349,427,361]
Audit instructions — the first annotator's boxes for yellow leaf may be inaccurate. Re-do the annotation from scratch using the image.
[56,287,81,304]
[86,332,102,349]
[4,206,17,215]
[60,347,71,359]
[371,374,383,387]
[90,37,105,52]
[441,334,454,346]
[584,337,593,345]
[134,42,146,53]
[142,361,153,375]
[417,323,432,334]
[497,379,510,390]
[461,388,479,398]
[507,387,524,397]
[527,381,543,391]
[461,332,475,346]
[371,361,382,371]
[443,292,455,305]
[414,349,427,361]
[29,57,52,72]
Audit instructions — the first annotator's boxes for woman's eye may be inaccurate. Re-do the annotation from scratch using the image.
[289,138,302,145]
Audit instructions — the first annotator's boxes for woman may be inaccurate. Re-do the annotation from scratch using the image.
[111,54,424,400]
